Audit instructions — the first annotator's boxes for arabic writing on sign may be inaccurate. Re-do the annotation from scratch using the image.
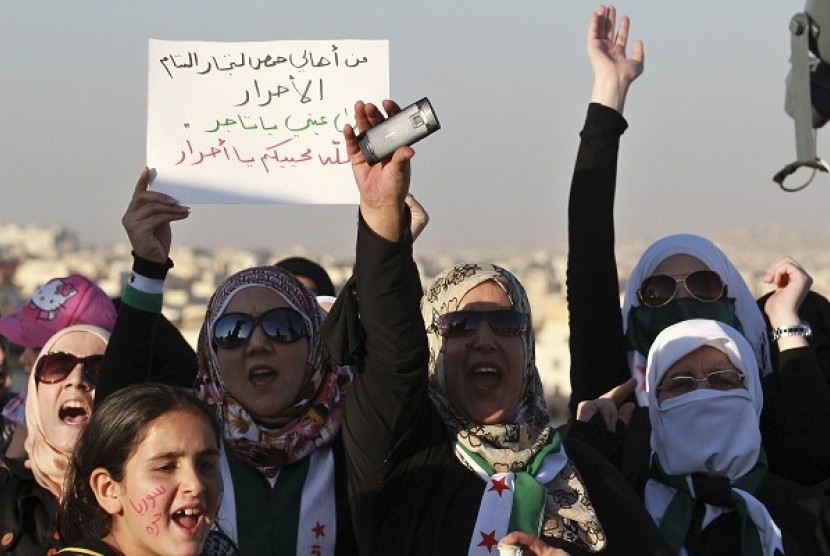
[159,45,370,80]
[202,109,351,134]
[175,136,350,172]
[147,39,388,204]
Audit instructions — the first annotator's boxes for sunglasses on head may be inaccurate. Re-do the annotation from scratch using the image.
[35,352,103,385]
[434,309,530,338]
[212,307,307,349]
[637,270,726,308]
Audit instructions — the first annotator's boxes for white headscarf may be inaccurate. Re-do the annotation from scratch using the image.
[623,234,770,406]
[24,324,110,499]
[644,319,782,555]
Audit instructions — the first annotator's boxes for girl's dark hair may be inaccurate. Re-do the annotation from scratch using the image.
[58,383,220,544]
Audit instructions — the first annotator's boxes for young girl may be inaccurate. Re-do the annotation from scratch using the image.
[57,383,226,556]
[106,169,358,554]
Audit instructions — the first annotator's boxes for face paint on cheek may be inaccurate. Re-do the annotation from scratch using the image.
[145,513,164,537]
[128,485,168,516]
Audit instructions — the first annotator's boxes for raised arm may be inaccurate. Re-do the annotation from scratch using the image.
[567,6,644,415]
[96,168,194,406]
[758,258,830,483]
[340,100,431,547]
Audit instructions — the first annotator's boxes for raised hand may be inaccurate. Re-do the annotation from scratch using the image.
[587,5,645,112]
[121,167,190,263]
[344,100,415,241]
[406,193,430,241]
[762,257,813,350]
[576,377,637,433]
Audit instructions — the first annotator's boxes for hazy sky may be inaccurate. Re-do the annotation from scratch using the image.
[1,1,826,257]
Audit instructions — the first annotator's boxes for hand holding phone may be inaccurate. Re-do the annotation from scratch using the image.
[357,97,440,165]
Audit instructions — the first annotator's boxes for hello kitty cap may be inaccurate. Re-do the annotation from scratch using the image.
[0,274,117,348]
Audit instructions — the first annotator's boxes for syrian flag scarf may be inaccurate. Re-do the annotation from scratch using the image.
[422,263,605,552]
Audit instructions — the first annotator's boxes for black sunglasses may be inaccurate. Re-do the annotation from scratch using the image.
[638,270,726,308]
[213,307,308,349]
[434,309,530,338]
[35,352,103,385]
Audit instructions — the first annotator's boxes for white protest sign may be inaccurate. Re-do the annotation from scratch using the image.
[146,39,389,204]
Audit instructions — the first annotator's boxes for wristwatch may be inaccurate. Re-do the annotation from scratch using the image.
[770,321,812,342]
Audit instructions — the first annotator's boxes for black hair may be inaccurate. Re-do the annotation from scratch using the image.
[58,383,220,544]
[275,256,336,297]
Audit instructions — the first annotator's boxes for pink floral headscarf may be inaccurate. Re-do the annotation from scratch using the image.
[195,266,352,478]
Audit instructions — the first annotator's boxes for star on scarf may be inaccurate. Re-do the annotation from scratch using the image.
[488,476,510,496]
[477,529,498,552]
[312,522,326,538]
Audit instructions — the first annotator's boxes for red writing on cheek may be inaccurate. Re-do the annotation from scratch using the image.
[144,513,163,536]
[129,485,168,516]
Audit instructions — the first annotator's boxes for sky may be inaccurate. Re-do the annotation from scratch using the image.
[1,1,828,257]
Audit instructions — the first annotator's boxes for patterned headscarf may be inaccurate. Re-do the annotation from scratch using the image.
[195,266,352,478]
[24,324,110,499]
[622,234,771,405]
[422,263,604,550]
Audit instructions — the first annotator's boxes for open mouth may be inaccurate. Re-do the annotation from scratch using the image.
[58,400,91,425]
[249,367,278,387]
[171,507,205,532]
[469,366,501,392]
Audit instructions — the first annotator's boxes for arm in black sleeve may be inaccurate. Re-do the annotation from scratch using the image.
[761,346,830,485]
[567,103,632,415]
[342,209,429,543]
[96,254,197,407]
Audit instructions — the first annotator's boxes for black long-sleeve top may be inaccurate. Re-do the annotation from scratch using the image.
[343,213,672,555]
[566,103,830,485]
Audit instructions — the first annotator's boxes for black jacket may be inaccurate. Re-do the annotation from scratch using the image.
[0,457,62,555]
[566,103,830,485]
[339,213,672,555]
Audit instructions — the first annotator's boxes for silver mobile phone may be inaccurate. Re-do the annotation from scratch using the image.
[357,97,440,165]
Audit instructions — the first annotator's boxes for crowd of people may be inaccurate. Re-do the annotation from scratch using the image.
[0,5,829,555]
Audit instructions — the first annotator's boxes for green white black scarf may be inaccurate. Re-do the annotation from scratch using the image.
[422,263,605,552]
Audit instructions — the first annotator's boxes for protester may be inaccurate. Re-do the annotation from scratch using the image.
[57,383,224,556]
[0,274,117,458]
[566,5,830,485]
[99,167,358,554]
[0,324,109,554]
[325,76,673,551]
[583,319,830,554]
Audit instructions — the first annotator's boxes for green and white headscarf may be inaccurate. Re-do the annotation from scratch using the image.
[422,263,605,552]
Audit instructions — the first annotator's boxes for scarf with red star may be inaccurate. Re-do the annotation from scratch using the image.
[457,429,606,554]
[422,264,606,552]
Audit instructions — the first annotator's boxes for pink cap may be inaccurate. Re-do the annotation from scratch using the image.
[0,274,117,348]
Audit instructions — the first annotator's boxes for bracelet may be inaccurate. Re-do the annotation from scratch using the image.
[131,250,174,279]
[770,322,812,342]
